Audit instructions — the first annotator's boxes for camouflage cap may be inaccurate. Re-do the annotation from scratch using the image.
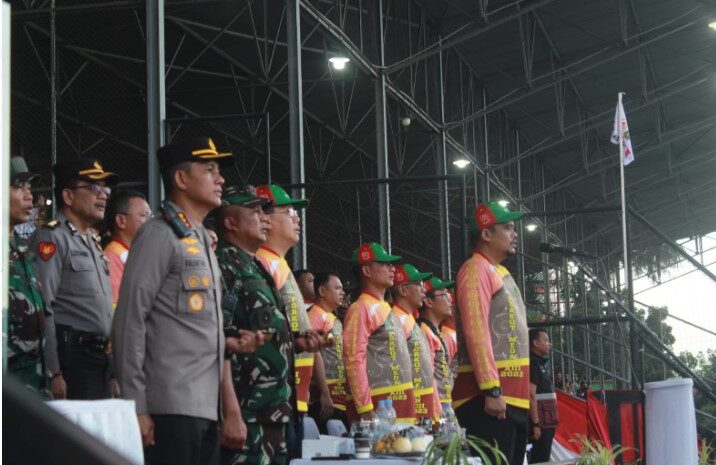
[10,156,40,185]
[222,184,271,208]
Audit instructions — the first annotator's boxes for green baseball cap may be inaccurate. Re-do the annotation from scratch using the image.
[468,201,524,233]
[256,184,308,209]
[351,242,401,265]
[393,264,432,286]
[423,276,454,294]
[222,184,271,208]
[10,156,40,185]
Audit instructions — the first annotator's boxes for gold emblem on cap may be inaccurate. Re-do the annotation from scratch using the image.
[191,138,230,158]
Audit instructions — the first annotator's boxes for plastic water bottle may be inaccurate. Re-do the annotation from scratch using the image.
[384,399,397,426]
[374,400,390,437]
[439,404,460,438]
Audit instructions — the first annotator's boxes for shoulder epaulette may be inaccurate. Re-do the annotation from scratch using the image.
[159,200,192,238]
[44,220,60,229]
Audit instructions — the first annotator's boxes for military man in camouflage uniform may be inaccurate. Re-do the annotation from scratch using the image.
[7,156,47,393]
[216,185,296,465]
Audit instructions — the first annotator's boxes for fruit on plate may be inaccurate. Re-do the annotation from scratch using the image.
[393,437,412,454]
[410,436,431,452]
[372,431,431,454]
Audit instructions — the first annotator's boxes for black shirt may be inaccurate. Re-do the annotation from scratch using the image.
[529,352,554,394]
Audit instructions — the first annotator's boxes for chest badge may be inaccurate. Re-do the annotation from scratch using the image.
[188,292,205,312]
[185,246,200,255]
[38,242,56,261]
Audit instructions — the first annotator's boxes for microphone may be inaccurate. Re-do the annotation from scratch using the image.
[539,242,597,259]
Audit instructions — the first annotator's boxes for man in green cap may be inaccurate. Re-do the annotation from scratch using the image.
[254,184,330,458]
[214,184,295,465]
[7,156,47,393]
[342,243,416,423]
[453,202,529,465]
[32,158,118,400]
[416,276,455,412]
[390,264,440,421]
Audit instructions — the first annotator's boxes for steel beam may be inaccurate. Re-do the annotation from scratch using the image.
[375,0,391,250]
[436,40,450,277]
[447,9,708,130]
[629,207,716,283]
[384,0,558,74]
[287,0,306,269]
[146,0,165,209]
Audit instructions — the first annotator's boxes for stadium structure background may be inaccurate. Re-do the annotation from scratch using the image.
[5,0,716,439]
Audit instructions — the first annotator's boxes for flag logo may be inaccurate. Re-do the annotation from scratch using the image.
[611,100,635,166]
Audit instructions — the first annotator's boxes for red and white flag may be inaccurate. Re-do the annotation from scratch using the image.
[611,100,635,166]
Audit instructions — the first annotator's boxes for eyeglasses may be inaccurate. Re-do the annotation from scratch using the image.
[71,183,111,196]
[270,206,298,218]
[119,211,154,220]
[428,292,449,299]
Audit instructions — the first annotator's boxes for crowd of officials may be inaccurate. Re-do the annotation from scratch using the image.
[7,137,560,465]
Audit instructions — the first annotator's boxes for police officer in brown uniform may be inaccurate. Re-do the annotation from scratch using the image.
[32,159,118,400]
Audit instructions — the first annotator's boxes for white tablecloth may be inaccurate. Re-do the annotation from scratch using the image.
[47,399,143,465]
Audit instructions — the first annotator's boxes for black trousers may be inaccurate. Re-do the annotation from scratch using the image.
[57,340,110,400]
[145,415,219,465]
[528,427,555,464]
[455,396,529,465]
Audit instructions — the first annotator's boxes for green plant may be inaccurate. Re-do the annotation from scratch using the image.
[422,433,507,465]
[571,434,631,465]
[698,438,715,465]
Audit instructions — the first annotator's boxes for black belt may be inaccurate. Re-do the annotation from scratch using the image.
[57,324,108,351]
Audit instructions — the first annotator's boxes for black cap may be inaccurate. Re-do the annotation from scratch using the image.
[157,137,234,171]
[10,156,40,185]
[53,159,118,189]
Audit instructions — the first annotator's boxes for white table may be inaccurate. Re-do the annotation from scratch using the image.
[47,399,143,465]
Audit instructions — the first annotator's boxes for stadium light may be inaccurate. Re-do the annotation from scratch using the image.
[329,57,350,70]
[525,224,537,232]
[452,158,470,168]
[497,200,509,207]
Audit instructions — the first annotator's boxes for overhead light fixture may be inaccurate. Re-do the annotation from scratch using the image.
[452,158,470,168]
[567,261,575,268]
[45,198,53,206]
[709,21,716,30]
[329,57,350,70]
[601,301,609,307]
[525,224,537,232]
[497,200,509,207]
[401,116,412,127]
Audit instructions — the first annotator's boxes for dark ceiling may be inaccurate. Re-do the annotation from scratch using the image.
[9,0,716,276]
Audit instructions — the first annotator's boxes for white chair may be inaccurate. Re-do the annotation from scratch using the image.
[326,419,347,437]
[303,416,320,440]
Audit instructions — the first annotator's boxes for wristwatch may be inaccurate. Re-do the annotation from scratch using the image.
[484,387,502,398]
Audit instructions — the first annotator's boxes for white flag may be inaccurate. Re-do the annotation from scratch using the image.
[611,100,635,166]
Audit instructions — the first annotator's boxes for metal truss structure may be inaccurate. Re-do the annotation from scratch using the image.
[8,0,716,434]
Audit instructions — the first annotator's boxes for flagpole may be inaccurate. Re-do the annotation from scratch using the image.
[618,92,629,296]
[617,92,639,390]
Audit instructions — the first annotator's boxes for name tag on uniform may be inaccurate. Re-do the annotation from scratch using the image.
[71,250,89,257]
